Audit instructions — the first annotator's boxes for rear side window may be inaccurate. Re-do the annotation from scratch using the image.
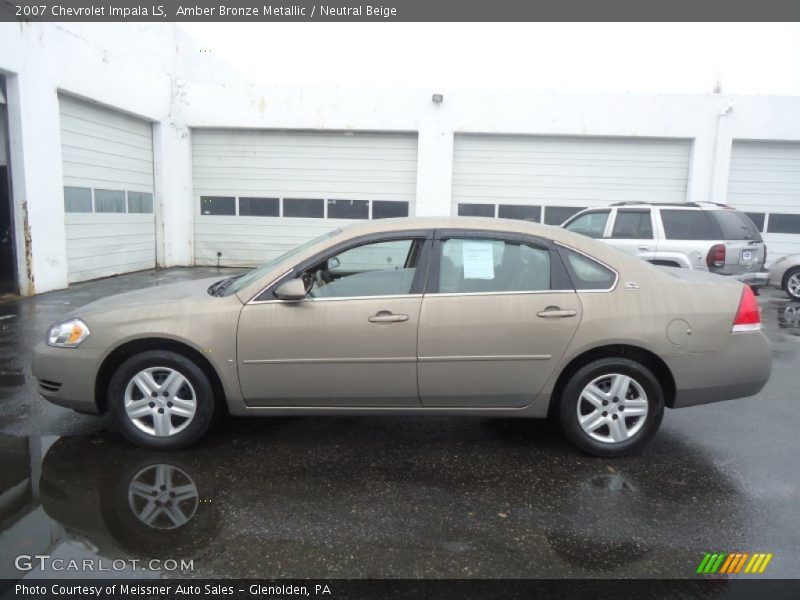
[563,210,610,239]
[611,210,653,239]
[660,209,721,240]
[560,247,617,291]
[710,210,762,241]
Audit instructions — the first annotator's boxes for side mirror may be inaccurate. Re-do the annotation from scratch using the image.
[274,279,308,301]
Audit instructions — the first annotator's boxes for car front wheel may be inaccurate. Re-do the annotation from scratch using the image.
[108,350,217,450]
[783,267,800,301]
[558,357,664,457]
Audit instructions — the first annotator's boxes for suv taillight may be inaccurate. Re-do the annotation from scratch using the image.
[706,244,726,268]
[732,286,761,332]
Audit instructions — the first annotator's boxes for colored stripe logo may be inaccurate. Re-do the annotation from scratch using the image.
[696,552,773,575]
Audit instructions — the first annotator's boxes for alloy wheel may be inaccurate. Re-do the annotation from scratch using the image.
[127,464,199,529]
[124,367,197,437]
[787,272,800,299]
[576,373,649,444]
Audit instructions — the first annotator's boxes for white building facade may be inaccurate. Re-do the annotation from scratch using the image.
[1,23,799,295]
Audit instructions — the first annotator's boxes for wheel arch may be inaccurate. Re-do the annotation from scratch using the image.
[94,337,228,414]
[548,344,677,416]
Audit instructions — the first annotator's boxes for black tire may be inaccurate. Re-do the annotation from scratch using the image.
[783,266,800,301]
[558,357,664,457]
[108,350,217,450]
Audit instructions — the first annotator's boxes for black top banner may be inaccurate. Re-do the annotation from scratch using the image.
[2,0,800,22]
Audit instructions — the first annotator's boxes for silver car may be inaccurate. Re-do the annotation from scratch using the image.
[562,202,768,287]
[767,253,800,300]
[32,217,772,456]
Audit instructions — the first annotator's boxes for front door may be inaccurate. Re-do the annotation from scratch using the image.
[237,234,431,407]
[418,233,582,408]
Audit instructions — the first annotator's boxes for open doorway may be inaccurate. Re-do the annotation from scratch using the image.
[0,76,17,294]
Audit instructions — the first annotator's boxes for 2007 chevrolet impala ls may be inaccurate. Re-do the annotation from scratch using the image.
[32,217,771,456]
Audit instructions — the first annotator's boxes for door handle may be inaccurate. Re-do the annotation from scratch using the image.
[638,246,651,251]
[368,311,409,323]
[537,307,577,319]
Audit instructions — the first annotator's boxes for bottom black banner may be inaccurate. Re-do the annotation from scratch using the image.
[2,579,800,600]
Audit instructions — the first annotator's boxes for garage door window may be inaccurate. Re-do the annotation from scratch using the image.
[201,196,235,216]
[128,192,154,214]
[94,189,126,213]
[284,198,324,218]
[372,201,409,219]
[498,205,541,222]
[767,214,800,234]
[240,197,279,217]
[328,199,369,220]
[458,204,495,218]
[544,206,585,226]
[305,238,423,298]
[438,238,551,294]
[64,187,92,213]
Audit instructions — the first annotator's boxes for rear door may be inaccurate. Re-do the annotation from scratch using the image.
[607,208,656,261]
[417,230,582,408]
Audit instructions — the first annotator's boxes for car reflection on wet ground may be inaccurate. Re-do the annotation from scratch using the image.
[0,268,798,579]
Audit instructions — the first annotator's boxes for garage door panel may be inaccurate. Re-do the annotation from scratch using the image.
[59,95,156,283]
[192,130,418,267]
[728,141,800,262]
[452,134,691,217]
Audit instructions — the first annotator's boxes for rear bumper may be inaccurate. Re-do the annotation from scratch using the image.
[664,330,772,409]
[31,342,105,414]
[731,270,768,286]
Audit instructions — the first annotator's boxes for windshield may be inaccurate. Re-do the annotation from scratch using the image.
[221,229,342,296]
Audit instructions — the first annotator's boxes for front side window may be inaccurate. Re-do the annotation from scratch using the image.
[438,237,551,294]
[611,210,653,239]
[564,210,610,238]
[303,238,423,299]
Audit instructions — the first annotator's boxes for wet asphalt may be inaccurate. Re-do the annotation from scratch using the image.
[0,267,798,579]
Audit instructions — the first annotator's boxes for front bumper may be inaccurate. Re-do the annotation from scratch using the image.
[663,330,772,409]
[32,342,107,414]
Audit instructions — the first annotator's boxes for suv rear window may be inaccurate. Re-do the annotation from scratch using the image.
[660,209,722,240]
[710,210,763,241]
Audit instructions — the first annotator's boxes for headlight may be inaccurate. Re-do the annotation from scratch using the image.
[47,319,91,348]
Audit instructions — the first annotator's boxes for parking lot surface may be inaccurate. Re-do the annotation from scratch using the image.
[0,267,798,578]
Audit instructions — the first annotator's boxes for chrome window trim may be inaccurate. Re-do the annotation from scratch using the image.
[555,242,620,293]
[249,293,424,305]
[424,289,575,298]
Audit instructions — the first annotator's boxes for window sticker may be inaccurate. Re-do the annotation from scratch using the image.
[462,241,495,280]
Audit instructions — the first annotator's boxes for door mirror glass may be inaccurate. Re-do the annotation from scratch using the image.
[274,278,308,301]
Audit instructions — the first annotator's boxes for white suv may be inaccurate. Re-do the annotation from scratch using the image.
[562,202,768,287]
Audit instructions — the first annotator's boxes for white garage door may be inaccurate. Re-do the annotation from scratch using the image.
[59,95,156,283]
[728,140,800,263]
[192,130,418,267]
[452,135,692,225]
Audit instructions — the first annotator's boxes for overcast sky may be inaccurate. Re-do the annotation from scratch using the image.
[181,23,800,96]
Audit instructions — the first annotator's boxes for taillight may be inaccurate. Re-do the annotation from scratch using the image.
[732,285,761,332]
[706,244,726,268]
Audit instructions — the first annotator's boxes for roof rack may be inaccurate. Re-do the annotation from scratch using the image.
[608,201,733,208]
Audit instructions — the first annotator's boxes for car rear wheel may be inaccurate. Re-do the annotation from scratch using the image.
[783,267,800,301]
[108,350,217,450]
[558,357,664,457]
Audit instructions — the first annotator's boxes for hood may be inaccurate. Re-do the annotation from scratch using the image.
[68,277,231,318]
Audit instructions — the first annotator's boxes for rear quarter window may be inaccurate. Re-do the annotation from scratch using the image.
[710,210,763,241]
[559,247,617,291]
[660,209,722,240]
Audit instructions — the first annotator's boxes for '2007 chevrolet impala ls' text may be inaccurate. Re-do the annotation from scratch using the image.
[32,217,771,456]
